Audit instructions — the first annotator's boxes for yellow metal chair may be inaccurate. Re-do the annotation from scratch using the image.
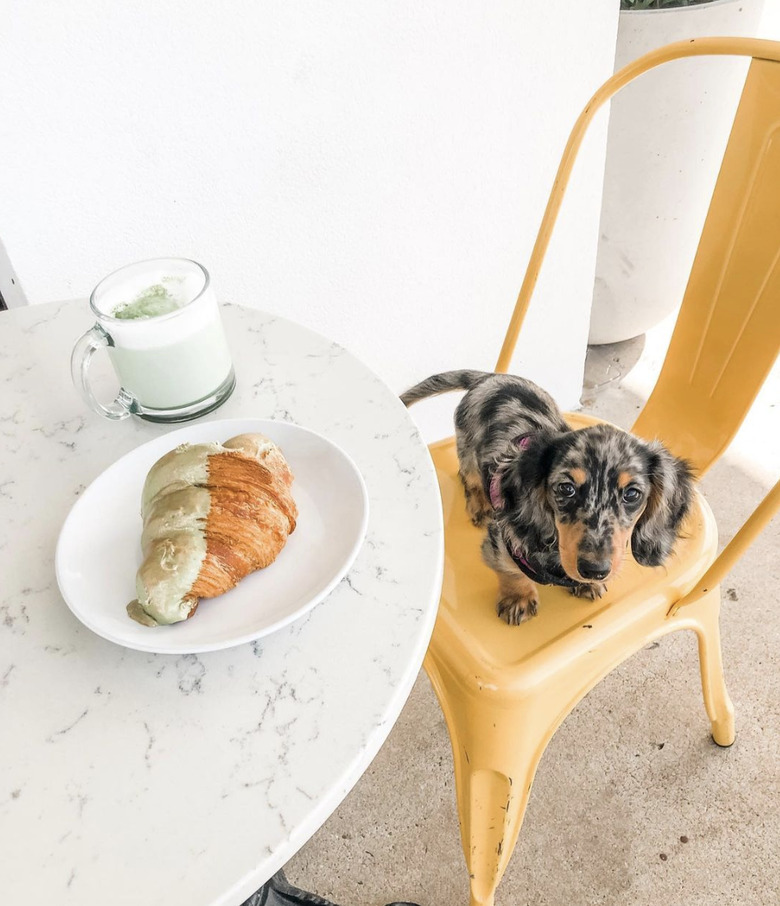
[421,38,780,906]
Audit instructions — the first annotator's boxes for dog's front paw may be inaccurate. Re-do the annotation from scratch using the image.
[497,592,539,626]
[569,582,607,601]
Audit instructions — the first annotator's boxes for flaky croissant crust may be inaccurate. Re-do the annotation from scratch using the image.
[127,433,297,627]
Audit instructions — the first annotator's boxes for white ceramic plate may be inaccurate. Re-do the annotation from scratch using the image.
[55,419,369,654]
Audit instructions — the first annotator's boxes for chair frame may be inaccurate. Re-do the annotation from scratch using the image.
[423,37,780,906]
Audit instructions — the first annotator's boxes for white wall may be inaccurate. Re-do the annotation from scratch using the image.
[0,1,619,437]
[761,0,780,39]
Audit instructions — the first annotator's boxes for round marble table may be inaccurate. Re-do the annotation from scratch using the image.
[0,300,444,906]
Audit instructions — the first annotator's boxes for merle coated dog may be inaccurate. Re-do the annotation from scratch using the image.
[402,370,694,625]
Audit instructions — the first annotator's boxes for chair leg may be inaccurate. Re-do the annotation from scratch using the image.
[425,658,548,906]
[458,756,538,906]
[690,586,735,747]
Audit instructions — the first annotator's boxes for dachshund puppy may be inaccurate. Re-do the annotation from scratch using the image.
[402,370,694,625]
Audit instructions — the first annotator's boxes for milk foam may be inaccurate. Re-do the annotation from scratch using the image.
[94,259,219,350]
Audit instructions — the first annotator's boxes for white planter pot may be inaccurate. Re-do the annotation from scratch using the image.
[589,0,766,345]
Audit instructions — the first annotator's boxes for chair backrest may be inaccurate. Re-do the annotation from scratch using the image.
[631,56,780,474]
[496,37,780,477]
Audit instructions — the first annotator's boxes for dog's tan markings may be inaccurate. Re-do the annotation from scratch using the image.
[496,570,539,626]
[617,471,634,490]
[613,509,645,573]
[608,527,631,576]
[556,519,586,581]
[569,467,587,486]
[460,469,491,527]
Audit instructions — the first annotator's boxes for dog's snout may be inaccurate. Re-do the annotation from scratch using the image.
[577,558,611,581]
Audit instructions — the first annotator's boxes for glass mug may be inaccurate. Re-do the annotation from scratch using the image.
[71,258,236,422]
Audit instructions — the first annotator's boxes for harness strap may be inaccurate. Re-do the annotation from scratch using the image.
[506,541,579,589]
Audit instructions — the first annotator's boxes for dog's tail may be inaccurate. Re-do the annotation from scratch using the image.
[401,370,492,407]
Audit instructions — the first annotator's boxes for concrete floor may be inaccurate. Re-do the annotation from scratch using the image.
[285,323,780,906]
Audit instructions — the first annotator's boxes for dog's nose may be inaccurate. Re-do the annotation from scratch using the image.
[577,558,611,581]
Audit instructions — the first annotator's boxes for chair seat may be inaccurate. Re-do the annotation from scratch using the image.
[428,413,719,698]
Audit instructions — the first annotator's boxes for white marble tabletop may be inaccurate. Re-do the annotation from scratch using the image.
[0,300,444,906]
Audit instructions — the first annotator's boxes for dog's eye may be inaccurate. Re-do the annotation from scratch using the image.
[558,482,576,498]
[623,486,642,504]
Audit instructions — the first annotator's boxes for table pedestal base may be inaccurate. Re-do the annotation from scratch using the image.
[242,870,420,906]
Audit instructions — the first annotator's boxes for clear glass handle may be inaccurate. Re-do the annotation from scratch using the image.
[71,325,135,420]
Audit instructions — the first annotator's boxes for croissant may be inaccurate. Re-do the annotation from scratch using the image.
[127,433,297,627]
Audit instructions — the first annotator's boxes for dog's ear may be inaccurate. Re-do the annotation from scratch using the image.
[631,442,695,567]
[498,430,567,512]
